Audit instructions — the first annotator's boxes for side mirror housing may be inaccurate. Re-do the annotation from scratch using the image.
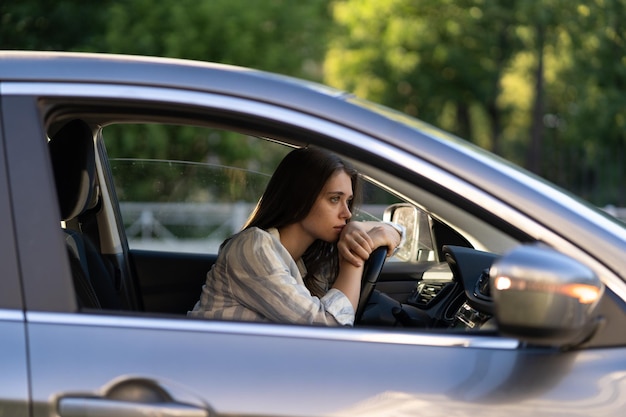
[490,244,604,347]
[383,203,434,262]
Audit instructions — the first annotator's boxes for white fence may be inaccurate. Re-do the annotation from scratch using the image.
[120,202,388,253]
[120,202,253,253]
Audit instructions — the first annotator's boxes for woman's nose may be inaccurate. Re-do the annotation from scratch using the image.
[341,203,352,219]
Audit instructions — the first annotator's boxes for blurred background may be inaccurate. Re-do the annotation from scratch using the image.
[2,0,624,211]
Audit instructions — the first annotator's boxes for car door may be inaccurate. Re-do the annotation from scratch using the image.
[5,80,626,417]
[0,97,30,417]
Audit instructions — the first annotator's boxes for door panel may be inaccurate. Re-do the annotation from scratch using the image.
[26,314,626,417]
[377,261,443,302]
[130,249,217,314]
[0,318,30,417]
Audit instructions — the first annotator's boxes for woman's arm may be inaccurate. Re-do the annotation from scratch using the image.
[331,258,364,311]
[227,229,357,325]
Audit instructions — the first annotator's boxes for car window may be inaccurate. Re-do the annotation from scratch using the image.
[104,124,286,253]
[103,123,432,259]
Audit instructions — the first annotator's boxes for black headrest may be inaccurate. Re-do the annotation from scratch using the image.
[49,119,96,221]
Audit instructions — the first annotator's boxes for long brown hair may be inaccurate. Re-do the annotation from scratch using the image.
[243,146,361,296]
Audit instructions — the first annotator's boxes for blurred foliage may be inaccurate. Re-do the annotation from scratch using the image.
[326,0,625,205]
[1,0,624,205]
[0,0,112,50]
[102,0,330,80]
[104,124,290,202]
[326,0,522,154]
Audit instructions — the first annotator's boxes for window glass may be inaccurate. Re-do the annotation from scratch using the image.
[104,124,288,253]
[103,123,434,260]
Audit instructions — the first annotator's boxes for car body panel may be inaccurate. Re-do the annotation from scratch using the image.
[0,93,30,417]
[26,312,626,417]
[0,314,30,417]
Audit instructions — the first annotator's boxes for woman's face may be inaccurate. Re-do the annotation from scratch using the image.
[299,170,353,243]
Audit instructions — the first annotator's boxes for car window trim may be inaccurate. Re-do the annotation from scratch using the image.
[26,311,520,350]
[0,309,25,321]
[2,93,76,312]
[0,92,25,311]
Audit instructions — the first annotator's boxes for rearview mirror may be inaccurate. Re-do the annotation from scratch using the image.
[490,244,604,347]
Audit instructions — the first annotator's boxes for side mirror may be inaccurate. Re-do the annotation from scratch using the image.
[383,203,434,262]
[490,244,604,347]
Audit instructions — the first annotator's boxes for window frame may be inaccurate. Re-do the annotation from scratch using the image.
[0,95,24,312]
[7,81,606,342]
[1,93,75,312]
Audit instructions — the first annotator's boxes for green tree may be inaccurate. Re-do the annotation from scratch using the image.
[547,0,626,204]
[324,0,524,153]
[103,0,331,80]
[0,0,111,50]
[325,0,625,205]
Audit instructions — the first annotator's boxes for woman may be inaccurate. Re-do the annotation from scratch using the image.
[188,147,403,326]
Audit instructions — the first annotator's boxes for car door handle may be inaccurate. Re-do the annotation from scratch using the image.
[57,377,211,417]
[58,397,209,417]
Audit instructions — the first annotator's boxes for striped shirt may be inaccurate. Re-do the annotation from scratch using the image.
[188,227,355,326]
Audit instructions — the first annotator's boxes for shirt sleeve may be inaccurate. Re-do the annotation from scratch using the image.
[223,228,355,326]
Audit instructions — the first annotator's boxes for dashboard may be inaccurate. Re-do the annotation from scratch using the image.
[360,245,500,331]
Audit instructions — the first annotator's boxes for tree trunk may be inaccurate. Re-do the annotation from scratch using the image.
[456,102,471,142]
[527,23,545,174]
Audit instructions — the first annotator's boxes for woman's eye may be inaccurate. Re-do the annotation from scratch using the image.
[330,196,340,203]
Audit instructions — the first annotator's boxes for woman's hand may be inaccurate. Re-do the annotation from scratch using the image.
[335,221,403,310]
[338,221,404,266]
[366,223,403,257]
[338,222,375,267]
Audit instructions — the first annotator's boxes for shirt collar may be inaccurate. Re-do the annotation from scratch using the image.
[268,227,307,277]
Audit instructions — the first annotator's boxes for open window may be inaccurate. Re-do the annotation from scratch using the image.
[102,123,432,258]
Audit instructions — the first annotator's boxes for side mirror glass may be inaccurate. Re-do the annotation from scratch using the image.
[490,244,604,347]
[383,203,434,262]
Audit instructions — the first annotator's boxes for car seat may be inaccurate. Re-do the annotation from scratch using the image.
[49,119,122,310]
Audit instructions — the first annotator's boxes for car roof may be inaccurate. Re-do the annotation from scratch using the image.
[0,50,348,103]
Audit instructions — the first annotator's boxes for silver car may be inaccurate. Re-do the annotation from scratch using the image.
[1,51,625,417]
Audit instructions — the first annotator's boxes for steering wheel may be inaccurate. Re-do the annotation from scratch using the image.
[355,246,388,323]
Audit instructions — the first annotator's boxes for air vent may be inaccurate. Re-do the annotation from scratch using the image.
[412,281,451,306]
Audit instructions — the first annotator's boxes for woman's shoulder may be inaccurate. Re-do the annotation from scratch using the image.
[221,227,291,268]
[237,226,273,240]
[225,227,280,251]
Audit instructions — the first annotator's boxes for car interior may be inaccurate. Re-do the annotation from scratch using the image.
[50,119,127,310]
[45,111,529,332]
